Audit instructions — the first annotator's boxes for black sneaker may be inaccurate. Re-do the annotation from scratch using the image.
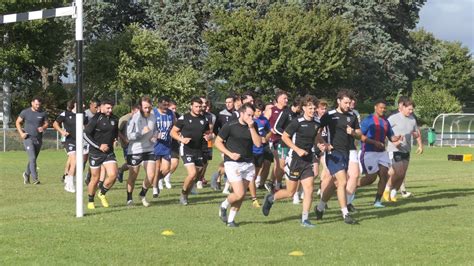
[314,205,324,220]
[61,174,66,183]
[32,179,41,185]
[227,221,238,228]
[219,206,228,223]
[23,172,30,184]
[347,203,358,213]
[179,194,188,206]
[343,214,358,225]
[262,193,274,216]
[264,182,274,193]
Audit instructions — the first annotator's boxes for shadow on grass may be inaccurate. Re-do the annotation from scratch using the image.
[355,204,458,222]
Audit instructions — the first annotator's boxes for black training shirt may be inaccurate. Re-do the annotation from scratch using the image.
[56,111,88,141]
[218,120,256,163]
[285,116,321,162]
[175,113,210,152]
[320,109,360,155]
[84,113,119,153]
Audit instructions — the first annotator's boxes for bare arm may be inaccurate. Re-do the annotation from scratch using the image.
[15,117,28,139]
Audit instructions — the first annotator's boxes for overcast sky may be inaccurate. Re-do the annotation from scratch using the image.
[417,0,474,53]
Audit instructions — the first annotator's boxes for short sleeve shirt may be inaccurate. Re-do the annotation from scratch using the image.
[19,108,48,139]
[320,110,360,155]
[218,120,256,163]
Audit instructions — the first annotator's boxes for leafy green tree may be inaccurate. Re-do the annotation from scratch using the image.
[204,5,352,98]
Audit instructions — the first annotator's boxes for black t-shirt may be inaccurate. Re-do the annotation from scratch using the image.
[84,113,119,153]
[320,110,360,155]
[285,116,321,162]
[215,109,234,134]
[274,108,299,147]
[218,120,256,163]
[55,110,88,141]
[175,113,210,152]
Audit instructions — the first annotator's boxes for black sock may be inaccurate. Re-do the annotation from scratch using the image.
[88,194,94,202]
[100,183,109,195]
[375,193,382,202]
[181,189,187,195]
[127,192,133,201]
[98,180,104,189]
[139,187,148,197]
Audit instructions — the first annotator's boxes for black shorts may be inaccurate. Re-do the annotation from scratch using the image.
[392,151,410,162]
[203,148,213,161]
[127,151,155,167]
[63,140,89,155]
[254,153,265,168]
[171,143,180,159]
[89,151,117,168]
[181,150,204,167]
[263,145,274,161]
[284,156,314,181]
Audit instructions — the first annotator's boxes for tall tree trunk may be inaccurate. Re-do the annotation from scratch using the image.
[41,66,49,90]
[2,70,12,128]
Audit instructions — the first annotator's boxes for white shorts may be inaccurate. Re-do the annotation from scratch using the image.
[224,161,255,182]
[360,151,391,175]
[349,150,359,163]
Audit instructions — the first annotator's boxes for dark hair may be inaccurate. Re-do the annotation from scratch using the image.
[66,100,75,111]
[254,99,265,111]
[239,102,255,113]
[101,98,114,106]
[169,99,177,106]
[275,90,288,101]
[190,96,202,105]
[318,99,329,107]
[31,96,43,103]
[300,95,318,108]
[140,96,152,106]
[374,99,387,106]
[90,98,100,105]
[225,94,236,101]
[132,104,140,110]
[336,89,354,100]
[157,96,171,104]
[241,91,254,101]
[397,96,409,105]
[292,96,302,107]
[399,96,416,108]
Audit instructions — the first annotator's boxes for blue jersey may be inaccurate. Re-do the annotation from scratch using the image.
[253,115,271,154]
[360,114,394,152]
[153,108,174,155]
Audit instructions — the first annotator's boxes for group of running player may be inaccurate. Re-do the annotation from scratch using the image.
[16,89,422,228]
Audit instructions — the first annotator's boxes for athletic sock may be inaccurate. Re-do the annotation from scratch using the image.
[228,209,238,223]
[375,193,382,202]
[100,184,109,195]
[317,200,327,212]
[88,194,94,202]
[127,192,133,201]
[400,182,407,193]
[139,187,148,197]
[153,187,159,195]
[390,189,397,199]
[164,173,171,182]
[302,211,309,222]
[223,182,230,192]
[181,189,187,195]
[98,180,104,189]
[221,199,230,209]
[341,207,349,218]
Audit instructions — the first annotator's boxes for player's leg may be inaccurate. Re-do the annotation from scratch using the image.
[180,157,198,205]
[300,175,315,227]
[98,158,118,208]
[138,159,156,207]
[153,158,163,197]
[64,151,77,193]
[87,160,102,209]
[346,150,359,210]
[126,164,139,205]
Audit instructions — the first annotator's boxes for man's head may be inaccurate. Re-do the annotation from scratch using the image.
[300,95,318,118]
[254,99,265,118]
[168,99,177,113]
[140,96,153,117]
[350,98,357,111]
[225,95,235,111]
[157,96,171,112]
[89,99,100,114]
[238,103,255,124]
[373,99,387,117]
[241,91,254,105]
[31,96,43,112]
[131,104,140,114]
[336,89,353,113]
[291,96,301,113]
[316,99,328,118]
[200,96,209,114]
[234,94,242,110]
[100,98,114,116]
[400,98,415,117]
[275,90,288,108]
[190,96,203,116]
[66,99,75,112]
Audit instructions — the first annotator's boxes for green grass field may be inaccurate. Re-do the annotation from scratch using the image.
[1,147,473,265]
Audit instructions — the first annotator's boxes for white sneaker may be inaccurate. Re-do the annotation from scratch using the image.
[196,181,203,189]
[292,193,300,204]
[165,179,172,189]
[401,191,413,198]
[126,200,134,206]
[140,196,150,207]
[316,189,321,196]
[158,179,164,190]
[255,176,261,188]
[64,176,75,193]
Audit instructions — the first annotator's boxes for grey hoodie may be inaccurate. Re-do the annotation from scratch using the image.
[127,111,156,154]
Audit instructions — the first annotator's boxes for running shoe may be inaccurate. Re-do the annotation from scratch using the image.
[117,169,123,183]
[158,179,164,190]
[292,193,300,205]
[87,202,95,210]
[373,201,385,208]
[343,214,358,225]
[264,182,273,193]
[301,220,315,228]
[401,191,413,198]
[347,203,358,213]
[179,194,188,206]
[210,172,219,191]
[97,191,109,208]
[153,187,160,198]
[61,174,66,183]
[383,190,391,202]
[140,196,150,207]
[126,200,133,206]
[196,181,203,189]
[227,221,238,228]
[32,179,41,185]
[23,172,30,184]
[314,206,324,220]
[262,193,274,216]
[252,199,261,208]
[219,206,228,223]
[164,178,172,189]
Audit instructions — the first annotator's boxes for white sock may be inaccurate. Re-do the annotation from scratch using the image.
[223,182,230,192]
[390,189,397,198]
[221,199,229,209]
[385,184,391,191]
[317,200,326,212]
[153,187,159,195]
[164,173,171,182]
[255,175,261,186]
[341,207,349,218]
[228,209,238,223]
[400,182,407,192]
[302,211,309,222]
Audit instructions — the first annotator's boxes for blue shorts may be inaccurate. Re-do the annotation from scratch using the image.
[325,150,349,176]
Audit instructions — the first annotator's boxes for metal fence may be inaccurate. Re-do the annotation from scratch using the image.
[1,128,61,152]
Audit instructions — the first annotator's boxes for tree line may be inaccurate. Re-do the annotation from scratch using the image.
[1,1,472,126]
